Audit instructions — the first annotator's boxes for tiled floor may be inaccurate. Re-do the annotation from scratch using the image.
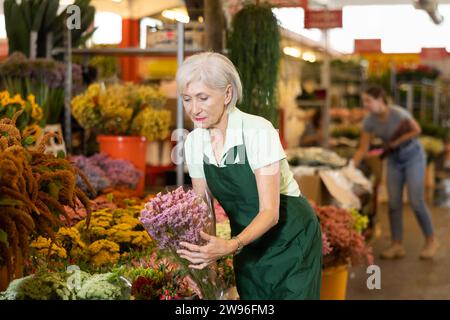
[347,198,450,300]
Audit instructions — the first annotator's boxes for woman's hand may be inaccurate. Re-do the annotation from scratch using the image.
[388,139,400,149]
[177,231,237,270]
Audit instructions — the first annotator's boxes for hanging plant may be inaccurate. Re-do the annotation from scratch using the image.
[227,3,281,128]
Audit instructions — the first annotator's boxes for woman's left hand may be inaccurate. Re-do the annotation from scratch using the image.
[389,139,400,149]
[177,231,237,270]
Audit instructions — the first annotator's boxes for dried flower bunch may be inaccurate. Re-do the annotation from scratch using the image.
[311,203,373,269]
[140,186,212,251]
[70,153,142,195]
[0,111,93,283]
[139,186,223,300]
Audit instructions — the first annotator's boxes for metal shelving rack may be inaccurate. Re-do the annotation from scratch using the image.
[52,22,200,186]
[394,79,441,124]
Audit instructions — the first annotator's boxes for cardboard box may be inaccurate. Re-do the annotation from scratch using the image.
[295,173,333,206]
[364,154,383,184]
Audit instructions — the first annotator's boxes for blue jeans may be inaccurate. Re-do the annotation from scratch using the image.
[386,141,434,242]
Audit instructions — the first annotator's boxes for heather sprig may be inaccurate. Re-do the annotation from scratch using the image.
[139,186,220,299]
[139,186,211,251]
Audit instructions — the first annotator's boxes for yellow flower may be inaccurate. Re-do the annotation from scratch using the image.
[30,236,67,259]
[114,215,140,229]
[56,227,86,249]
[31,104,43,121]
[27,94,36,105]
[88,239,120,267]
[90,250,120,267]
[22,125,42,142]
[88,239,120,255]
[131,232,153,247]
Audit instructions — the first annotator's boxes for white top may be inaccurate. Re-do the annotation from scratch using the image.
[184,107,301,197]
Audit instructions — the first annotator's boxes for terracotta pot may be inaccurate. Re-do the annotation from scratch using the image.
[97,135,147,196]
[320,264,349,300]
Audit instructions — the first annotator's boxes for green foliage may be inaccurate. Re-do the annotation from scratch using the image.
[3,0,96,59]
[419,120,449,140]
[0,228,8,246]
[228,4,281,127]
[0,270,130,300]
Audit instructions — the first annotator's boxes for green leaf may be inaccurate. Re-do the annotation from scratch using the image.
[0,197,23,206]
[22,136,36,147]
[0,229,8,246]
[56,150,66,159]
[31,0,49,31]
[4,0,30,55]
[48,181,62,199]
[42,0,59,31]
[106,193,114,203]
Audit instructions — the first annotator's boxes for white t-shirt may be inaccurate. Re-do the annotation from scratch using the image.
[184,107,301,197]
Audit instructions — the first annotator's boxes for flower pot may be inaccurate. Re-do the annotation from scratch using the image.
[161,140,173,167]
[41,124,66,156]
[320,264,349,300]
[97,135,147,196]
[146,141,161,166]
[146,140,174,167]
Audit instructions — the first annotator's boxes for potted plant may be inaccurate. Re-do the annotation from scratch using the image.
[312,204,373,300]
[71,83,170,195]
[227,3,281,129]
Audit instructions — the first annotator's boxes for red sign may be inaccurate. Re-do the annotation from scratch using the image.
[304,9,343,29]
[266,0,308,7]
[354,39,381,53]
[420,48,448,60]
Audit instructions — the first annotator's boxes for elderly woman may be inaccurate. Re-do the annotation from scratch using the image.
[176,52,322,300]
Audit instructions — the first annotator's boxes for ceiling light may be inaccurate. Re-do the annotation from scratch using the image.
[302,52,316,62]
[162,9,190,24]
[283,46,302,58]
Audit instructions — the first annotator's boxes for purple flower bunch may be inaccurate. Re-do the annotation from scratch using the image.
[0,52,82,90]
[70,153,142,194]
[90,153,142,188]
[140,187,212,251]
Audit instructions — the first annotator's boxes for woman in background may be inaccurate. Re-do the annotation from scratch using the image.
[352,86,438,260]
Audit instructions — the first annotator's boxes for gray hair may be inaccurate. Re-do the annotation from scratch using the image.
[176,52,243,109]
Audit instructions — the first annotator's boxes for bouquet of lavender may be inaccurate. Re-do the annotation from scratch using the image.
[140,186,222,300]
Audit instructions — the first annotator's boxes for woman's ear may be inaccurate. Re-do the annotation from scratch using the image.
[224,85,233,106]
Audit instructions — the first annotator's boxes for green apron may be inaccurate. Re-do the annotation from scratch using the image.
[203,129,322,300]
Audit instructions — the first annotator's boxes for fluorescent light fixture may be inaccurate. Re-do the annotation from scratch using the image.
[92,12,122,45]
[162,9,190,24]
[283,46,302,58]
[302,52,316,62]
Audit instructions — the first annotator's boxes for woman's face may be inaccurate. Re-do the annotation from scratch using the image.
[362,93,385,114]
[182,80,232,128]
